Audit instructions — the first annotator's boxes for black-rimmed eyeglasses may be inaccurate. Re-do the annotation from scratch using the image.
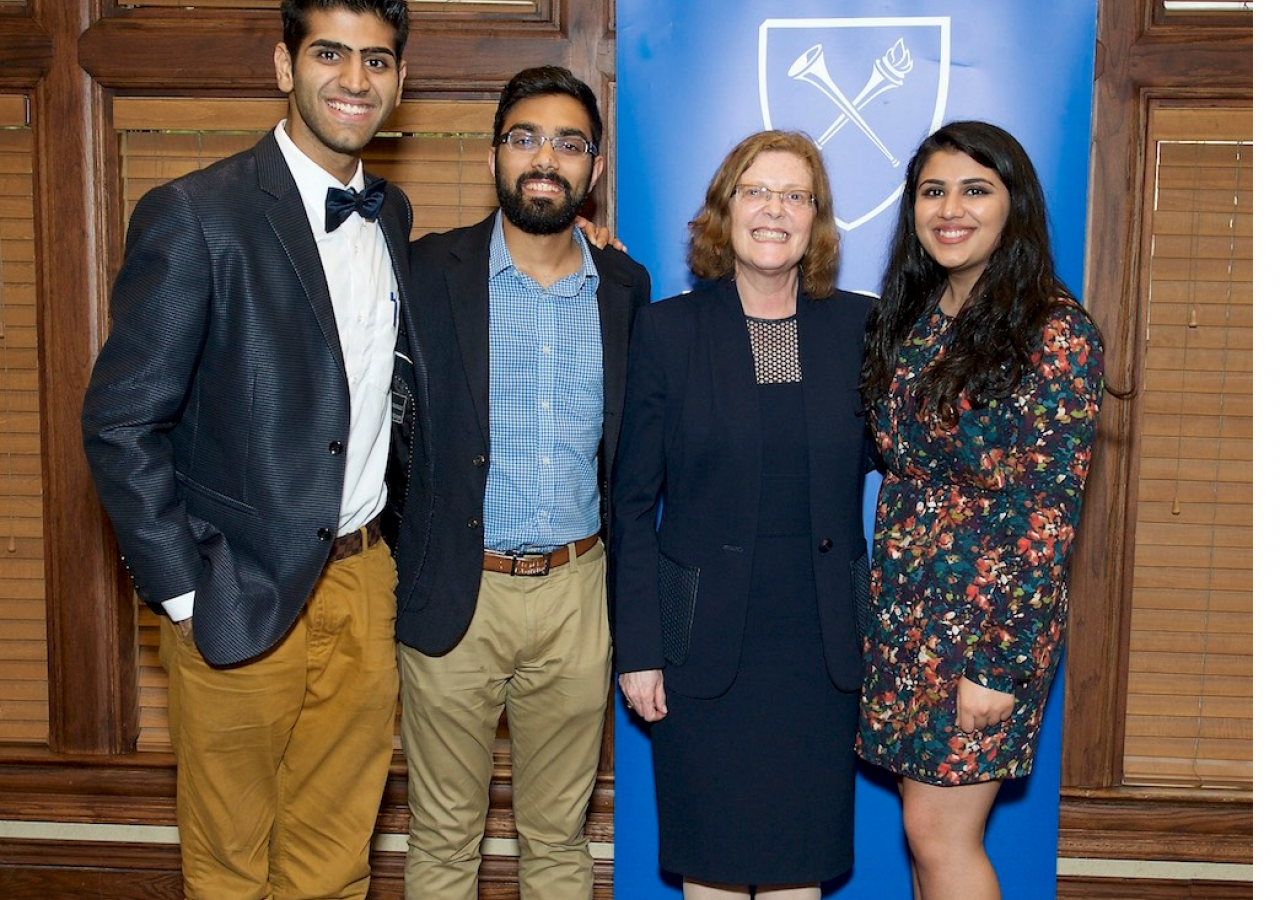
[497,129,598,159]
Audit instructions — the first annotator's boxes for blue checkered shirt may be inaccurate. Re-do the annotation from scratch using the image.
[483,215,603,553]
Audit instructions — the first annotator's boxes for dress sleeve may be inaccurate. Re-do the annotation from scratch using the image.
[965,306,1104,693]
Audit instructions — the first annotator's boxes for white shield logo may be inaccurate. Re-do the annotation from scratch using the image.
[759,17,951,231]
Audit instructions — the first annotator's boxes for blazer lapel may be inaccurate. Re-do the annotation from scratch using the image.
[448,215,497,445]
[797,290,851,476]
[594,261,634,420]
[710,279,763,475]
[256,136,347,379]
[376,181,411,304]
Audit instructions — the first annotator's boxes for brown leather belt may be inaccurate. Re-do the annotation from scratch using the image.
[482,534,599,577]
[328,517,383,563]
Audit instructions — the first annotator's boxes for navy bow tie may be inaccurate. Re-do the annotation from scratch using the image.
[324,178,386,232]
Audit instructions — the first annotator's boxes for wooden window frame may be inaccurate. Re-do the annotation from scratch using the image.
[1057,0,1251,870]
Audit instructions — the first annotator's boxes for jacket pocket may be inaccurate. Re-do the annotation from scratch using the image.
[851,552,872,645]
[657,553,700,666]
[175,470,256,515]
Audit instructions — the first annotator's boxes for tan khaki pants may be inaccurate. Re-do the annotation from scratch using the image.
[159,541,399,900]
[399,539,610,900]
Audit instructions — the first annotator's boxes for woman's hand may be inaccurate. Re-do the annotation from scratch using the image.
[619,669,667,722]
[955,676,1014,732]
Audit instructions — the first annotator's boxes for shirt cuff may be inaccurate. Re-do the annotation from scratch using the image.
[161,591,195,622]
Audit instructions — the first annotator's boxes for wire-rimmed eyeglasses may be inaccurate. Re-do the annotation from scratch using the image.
[733,184,816,209]
[497,129,598,159]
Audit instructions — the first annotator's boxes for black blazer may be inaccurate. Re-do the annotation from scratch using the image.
[611,279,874,698]
[82,133,413,667]
[390,212,651,656]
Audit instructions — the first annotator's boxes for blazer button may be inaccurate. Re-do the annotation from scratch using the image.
[466,518,480,530]
[473,453,488,467]
[329,441,344,455]
[317,527,332,541]
[818,538,834,553]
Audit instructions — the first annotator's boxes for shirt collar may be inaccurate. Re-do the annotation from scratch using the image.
[273,120,367,237]
[487,211,599,294]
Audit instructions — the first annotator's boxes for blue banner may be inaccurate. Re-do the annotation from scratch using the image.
[615,2,1097,898]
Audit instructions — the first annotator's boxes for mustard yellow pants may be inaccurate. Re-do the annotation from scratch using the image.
[159,540,398,900]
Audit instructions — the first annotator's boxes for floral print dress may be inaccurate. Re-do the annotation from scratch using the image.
[856,302,1103,785]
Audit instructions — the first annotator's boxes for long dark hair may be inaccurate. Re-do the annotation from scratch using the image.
[863,120,1080,424]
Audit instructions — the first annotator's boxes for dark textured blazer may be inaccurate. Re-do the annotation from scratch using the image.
[611,279,874,698]
[389,212,651,656]
[82,133,412,667]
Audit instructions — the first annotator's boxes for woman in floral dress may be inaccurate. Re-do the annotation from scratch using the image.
[857,121,1105,900]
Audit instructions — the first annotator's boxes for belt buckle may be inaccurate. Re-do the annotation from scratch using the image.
[512,550,551,577]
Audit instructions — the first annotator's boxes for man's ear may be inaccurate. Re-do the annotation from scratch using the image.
[588,154,605,193]
[274,43,294,94]
[394,59,407,107]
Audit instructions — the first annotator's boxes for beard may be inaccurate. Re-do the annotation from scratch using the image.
[496,169,590,236]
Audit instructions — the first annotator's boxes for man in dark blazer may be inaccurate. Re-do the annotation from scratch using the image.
[80,2,410,897]
[388,67,650,900]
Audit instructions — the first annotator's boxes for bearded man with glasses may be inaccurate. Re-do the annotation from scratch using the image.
[387,65,651,900]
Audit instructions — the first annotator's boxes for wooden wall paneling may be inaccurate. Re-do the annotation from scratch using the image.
[79,12,281,94]
[1064,0,1150,793]
[1063,0,1252,788]
[1059,0,1251,879]
[29,2,137,754]
[0,844,1243,900]
[1056,877,1252,900]
[0,843,610,900]
[0,13,53,90]
[0,750,177,824]
[0,839,182,900]
[1057,791,1252,864]
[80,2,583,94]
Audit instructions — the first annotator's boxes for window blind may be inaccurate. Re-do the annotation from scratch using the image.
[1122,105,1252,788]
[0,93,47,745]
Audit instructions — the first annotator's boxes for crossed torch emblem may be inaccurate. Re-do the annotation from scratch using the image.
[788,39,914,167]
